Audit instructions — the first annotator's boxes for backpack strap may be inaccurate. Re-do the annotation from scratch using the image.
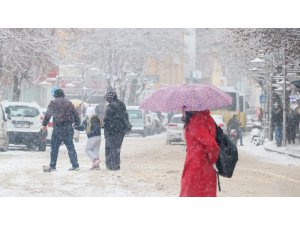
[217,172,221,192]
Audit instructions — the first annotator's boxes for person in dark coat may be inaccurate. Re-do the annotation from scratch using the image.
[271,102,283,147]
[103,91,131,170]
[180,110,219,197]
[286,108,298,144]
[42,88,81,172]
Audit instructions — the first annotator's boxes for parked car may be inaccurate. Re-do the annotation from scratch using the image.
[1,101,47,151]
[145,112,163,135]
[41,108,53,145]
[166,114,185,144]
[246,108,257,131]
[0,104,8,151]
[211,114,227,131]
[126,106,147,137]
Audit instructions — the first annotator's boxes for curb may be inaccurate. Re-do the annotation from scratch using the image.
[263,146,300,159]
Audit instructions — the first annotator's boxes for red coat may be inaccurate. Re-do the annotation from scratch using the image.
[180,111,220,197]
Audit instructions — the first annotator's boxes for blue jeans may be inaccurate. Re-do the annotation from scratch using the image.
[50,125,79,169]
[275,125,283,146]
[238,128,243,145]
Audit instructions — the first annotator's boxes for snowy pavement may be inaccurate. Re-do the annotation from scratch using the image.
[263,140,300,159]
[0,132,299,196]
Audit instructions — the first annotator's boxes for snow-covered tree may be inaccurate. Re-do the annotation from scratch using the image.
[0,28,58,101]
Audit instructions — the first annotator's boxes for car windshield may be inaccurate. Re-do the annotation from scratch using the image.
[212,115,222,123]
[246,109,256,115]
[128,110,143,119]
[171,116,183,124]
[6,106,40,117]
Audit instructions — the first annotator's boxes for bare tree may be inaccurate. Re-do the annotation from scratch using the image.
[0,28,58,101]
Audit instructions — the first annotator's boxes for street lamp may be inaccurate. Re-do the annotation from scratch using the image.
[250,55,273,141]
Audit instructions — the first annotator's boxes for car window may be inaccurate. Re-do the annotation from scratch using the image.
[128,110,142,119]
[246,109,256,115]
[6,106,40,117]
[170,116,183,124]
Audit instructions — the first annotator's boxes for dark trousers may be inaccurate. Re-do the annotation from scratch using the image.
[275,125,283,146]
[105,133,125,170]
[50,125,79,169]
[287,126,296,144]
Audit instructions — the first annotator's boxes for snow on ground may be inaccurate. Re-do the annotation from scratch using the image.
[240,133,300,166]
[0,131,299,197]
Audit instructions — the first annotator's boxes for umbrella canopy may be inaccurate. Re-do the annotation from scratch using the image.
[139,84,232,112]
[69,99,89,108]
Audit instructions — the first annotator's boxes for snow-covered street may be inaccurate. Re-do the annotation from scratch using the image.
[0,132,299,197]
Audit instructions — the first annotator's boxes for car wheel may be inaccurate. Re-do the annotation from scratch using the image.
[142,130,147,137]
[38,140,47,151]
[166,139,171,145]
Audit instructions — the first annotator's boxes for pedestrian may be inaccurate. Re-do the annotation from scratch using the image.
[271,102,283,147]
[286,108,298,144]
[103,90,131,170]
[180,110,220,197]
[74,114,102,170]
[258,107,263,122]
[227,114,244,146]
[85,104,96,118]
[42,88,81,172]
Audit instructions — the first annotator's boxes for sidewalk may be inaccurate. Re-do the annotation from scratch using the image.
[263,140,300,159]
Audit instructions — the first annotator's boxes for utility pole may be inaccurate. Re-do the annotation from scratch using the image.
[268,66,273,141]
[282,49,287,147]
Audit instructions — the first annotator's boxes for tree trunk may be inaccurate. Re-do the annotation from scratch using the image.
[127,79,138,106]
[12,75,22,101]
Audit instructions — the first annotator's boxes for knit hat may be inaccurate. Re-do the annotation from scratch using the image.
[53,89,65,98]
[104,91,117,103]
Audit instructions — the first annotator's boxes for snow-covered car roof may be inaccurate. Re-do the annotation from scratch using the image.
[1,101,41,109]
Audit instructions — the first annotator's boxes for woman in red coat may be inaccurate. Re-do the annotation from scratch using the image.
[180,110,220,197]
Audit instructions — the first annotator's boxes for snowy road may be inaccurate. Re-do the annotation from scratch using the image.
[0,132,299,196]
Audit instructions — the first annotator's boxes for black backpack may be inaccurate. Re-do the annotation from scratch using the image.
[215,123,238,178]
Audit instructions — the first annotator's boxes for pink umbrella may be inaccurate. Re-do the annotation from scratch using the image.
[140,84,232,112]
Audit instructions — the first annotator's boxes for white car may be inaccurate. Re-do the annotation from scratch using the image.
[127,106,147,137]
[1,101,47,151]
[0,104,8,151]
[211,114,227,131]
[41,108,53,145]
[166,114,185,144]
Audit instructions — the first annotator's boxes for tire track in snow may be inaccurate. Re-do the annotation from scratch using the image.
[238,167,300,184]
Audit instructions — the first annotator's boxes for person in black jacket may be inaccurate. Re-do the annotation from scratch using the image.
[42,88,81,172]
[103,90,131,170]
[74,114,102,170]
[271,102,283,147]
